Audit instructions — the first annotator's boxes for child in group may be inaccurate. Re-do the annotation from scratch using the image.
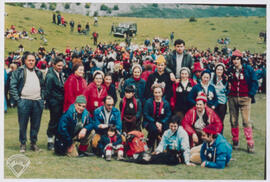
[97,126,124,161]
[119,85,142,133]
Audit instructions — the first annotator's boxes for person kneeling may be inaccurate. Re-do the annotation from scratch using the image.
[98,126,124,161]
[200,124,232,169]
[146,115,195,166]
[55,95,94,157]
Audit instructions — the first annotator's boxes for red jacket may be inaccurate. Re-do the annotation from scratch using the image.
[182,106,222,146]
[63,74,87,112]
[141,70,153,81]
[83,82,108,116]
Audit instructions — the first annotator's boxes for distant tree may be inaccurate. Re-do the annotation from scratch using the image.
[107,8,112,14]
[100,4,108,11]
[16,3,25,7]
[85,3,90,9]
[94,11,98,17]
[40,3,47,9]
[49,3,56,11]
[76,3,81,6]
[152,3,158,8]
[27,3,35,8]
[189,16,197,22]
[113,5,119,10]
[64,3,70,9]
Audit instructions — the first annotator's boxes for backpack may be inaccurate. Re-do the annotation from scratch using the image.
[125,130,147,157]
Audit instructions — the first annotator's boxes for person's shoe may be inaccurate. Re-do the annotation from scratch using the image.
[47,142,54,151]
[105,155,111,161]
[20,144,26,153]
[78,151,94,157]
[30,143,40,152]
[232,141,239,150]
[247,144,255,153]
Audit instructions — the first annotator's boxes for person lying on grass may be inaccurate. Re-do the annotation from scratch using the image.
[200,124,232,169]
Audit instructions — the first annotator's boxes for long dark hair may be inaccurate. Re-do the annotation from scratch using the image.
[212,64,227,86]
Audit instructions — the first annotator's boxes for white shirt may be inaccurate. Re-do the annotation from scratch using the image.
[21,68,41,100]
[194,110,206,130]
[104,108,111,125]
[176,53,183,78]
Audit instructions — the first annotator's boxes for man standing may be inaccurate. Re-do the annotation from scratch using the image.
[227,50,258,153]
[45,57,65,150]
[166,39,194,81]
[69,20,74,32]
[10,52,45,152]
[92,31,99,45]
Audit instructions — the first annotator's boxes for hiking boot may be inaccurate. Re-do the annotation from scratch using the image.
[47,142,54,151]
[20,144,26,153]
[247,144,255,153]
[30,143,40,152]
[232,141,239,150]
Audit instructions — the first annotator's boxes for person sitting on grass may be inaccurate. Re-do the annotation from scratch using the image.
[97,126,124,161]
[200,124,232,169]
[148,115,195,166]
[119,85,142,133]
[55,95,94,157]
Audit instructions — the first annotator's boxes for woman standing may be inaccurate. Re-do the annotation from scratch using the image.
[103,73,117,104]
[83,70,107,116]
[211,63,228,134]
[170,67,196,122]
[63,63,87,112]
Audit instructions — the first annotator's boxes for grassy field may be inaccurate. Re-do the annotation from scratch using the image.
[4,5,266,56]
[4,93,266,179]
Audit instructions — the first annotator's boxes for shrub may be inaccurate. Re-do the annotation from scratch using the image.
[211,28,216,31]
[189,16,197,22]
[49,3,56,11]
[94,11,98,17]
[40,3,47,9]
[24,17,31,20]
[100,4,108,11]
[64,3,70,9]
[107,8,112,14]
[113,5,119,10]
[85,3,90,9]
[27,3,35,8]
[76,3,81,6]
[222,30,228,32]
[152,3,158,8]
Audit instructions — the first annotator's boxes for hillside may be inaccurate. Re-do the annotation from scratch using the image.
[4,5,266,55]
[5,3,266,18]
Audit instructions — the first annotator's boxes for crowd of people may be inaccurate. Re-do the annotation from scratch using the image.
[4,37,266,169]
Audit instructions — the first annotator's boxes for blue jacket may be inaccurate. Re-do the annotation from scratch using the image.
[143,98,171,129]
[155,126,190,164]
[93,106,122,134]
[120,77,146,104]
[228,63,258,97]
[57,104,94,147]
[200,134,232,169]
[188,82,218,108]
[98,133,122,154]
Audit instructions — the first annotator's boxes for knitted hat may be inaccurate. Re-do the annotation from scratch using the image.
[195,92,207,103]
[155,55,166,64]
[131,63,142,73]
[192,62,204,73]
[201,69,211,78]
[232,50,243,58]
[75,95,87,104]
[179,67,191,76]
[203,124,218,135]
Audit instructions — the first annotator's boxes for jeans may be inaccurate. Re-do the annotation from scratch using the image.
[17,99,44,144]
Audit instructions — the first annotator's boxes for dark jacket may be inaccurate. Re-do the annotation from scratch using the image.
[9,65,45,102]
[57,104,94,148]
[98,133,122,154]
[93,106,122,135]
[166,50,194,75]
[200,134,232,169]
[44,67,64,107]
[227,63,258,97]
[145,71,173,102]
[143,97,171,129]
[106,83,118,104]
[119,97,142,121]
[121,77,146,104]
[187,82,219,108]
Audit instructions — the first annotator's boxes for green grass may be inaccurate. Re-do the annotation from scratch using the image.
[5,5,266,56]
[4,94,266,179]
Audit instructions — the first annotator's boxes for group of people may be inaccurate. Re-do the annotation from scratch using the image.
[5,37,264,169]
